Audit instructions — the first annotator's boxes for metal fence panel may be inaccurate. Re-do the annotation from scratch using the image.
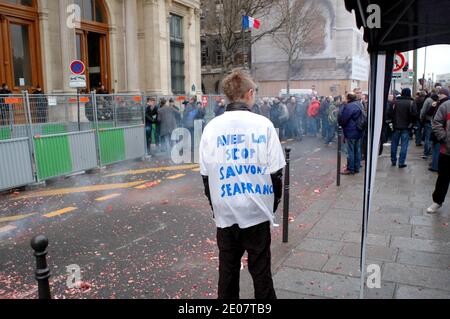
[98,127,126,166]
[34,133,73,181]
[68,131,98,173]
[0,138,35,191]
[124,125,145,160]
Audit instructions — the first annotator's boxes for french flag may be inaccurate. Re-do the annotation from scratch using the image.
[242,16,261,29]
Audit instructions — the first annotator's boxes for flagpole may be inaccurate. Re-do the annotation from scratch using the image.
[242,15,246,69]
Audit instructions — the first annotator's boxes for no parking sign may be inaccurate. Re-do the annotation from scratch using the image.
[69,60,86,88]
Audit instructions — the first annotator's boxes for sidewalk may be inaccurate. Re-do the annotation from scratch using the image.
[272,144,450,299]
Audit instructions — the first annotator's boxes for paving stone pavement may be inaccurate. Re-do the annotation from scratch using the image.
[272,145,450,299]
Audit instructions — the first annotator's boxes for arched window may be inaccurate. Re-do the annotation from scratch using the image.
[0,0,42,91]
[75,0,110,92]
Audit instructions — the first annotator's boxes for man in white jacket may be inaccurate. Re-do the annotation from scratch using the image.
[199,70,286,299]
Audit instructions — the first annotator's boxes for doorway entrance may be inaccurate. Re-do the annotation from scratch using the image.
[75,0,110,92]
[76,30,109,92]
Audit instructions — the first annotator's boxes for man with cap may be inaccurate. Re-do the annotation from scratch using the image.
[427,88,450,214]
[387,88,418,168]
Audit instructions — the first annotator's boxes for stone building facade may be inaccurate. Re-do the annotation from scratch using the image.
[252,0,369,97]
[0,0,202,95]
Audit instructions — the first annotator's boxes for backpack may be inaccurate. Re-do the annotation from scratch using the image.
[327,102,338,125]
[356,102,368,132]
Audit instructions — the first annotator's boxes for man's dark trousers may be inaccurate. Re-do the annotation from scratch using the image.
[433,153,450,205]
[216,221,276,300]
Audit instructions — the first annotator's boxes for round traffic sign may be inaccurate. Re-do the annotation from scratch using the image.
[393,52,406,72]
[70,60,86,75]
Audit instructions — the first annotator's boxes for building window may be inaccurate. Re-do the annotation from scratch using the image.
[0,0,41,91]
[0,0,33,6]
[10,23,32,87]
[75,0,105,23]
[201,39,209,67]
[214,38,223,66]
[170,14,185,94]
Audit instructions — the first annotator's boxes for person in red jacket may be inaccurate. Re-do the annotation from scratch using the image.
[307,97,321,136]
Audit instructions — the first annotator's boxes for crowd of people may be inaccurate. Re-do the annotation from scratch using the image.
[210,84,449,215]
[145,96,207,155]
[383,84,450,214]
[216,89,368,175]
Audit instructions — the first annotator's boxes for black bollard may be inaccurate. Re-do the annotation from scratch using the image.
[283,148,291,243]
[31,235,51,299]
[337,126,342,187]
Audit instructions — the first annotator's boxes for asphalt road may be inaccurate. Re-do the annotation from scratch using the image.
[0,136,338,299]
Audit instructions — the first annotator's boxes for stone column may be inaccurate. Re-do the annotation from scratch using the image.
[37,0,51,92]
[143,0,162,94]
[125,0,140,92]
[58,0,77,92]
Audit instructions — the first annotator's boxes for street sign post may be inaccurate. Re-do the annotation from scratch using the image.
[69,60,86,131]
[69,75,87,88]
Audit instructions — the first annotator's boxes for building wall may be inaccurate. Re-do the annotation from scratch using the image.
[256,79,368,98]
[251,0,369,97]
[36,0,201,95]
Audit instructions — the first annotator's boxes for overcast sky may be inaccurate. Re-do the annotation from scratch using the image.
[409,45,450,79]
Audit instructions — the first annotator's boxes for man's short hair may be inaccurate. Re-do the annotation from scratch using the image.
[346,92,357,102]
[147,97,156,102]
[222,69,256,103]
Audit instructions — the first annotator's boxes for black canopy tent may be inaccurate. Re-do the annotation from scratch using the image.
[344,0,450,298]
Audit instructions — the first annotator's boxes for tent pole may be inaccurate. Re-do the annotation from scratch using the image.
[360,52,387,299]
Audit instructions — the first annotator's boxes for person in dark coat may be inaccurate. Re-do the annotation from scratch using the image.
[319,96,330,139]
[183,97,198,130]
[388,88,418,168]
[32,85,48,123]
[286,96,300,140]
[0,83,12,126]
[145,97,158,153]
[260,98,271,120]
[338,92,363,175]
[158,98,180,156]
[414,90,427,147]
[214,98,226,117]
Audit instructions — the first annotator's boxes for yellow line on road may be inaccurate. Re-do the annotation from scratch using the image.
[0,225,17,234]
[0,213,37,223]
[95,193,122,202]
[16,181,147,200]
[191,168,201,172]
[44,207,77,218]
[166,174,186,180]
[105,164,199,177]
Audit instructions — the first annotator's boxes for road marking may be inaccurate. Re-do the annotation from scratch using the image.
[105,164,199,177]
[0,225,17,234]
[0,213,36,223]
[135,180,162,189]
[166,173,186,180]
[191,168,201,172]
[16,181,147,200]
[95,193,122,202]
[44,207,77,218]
